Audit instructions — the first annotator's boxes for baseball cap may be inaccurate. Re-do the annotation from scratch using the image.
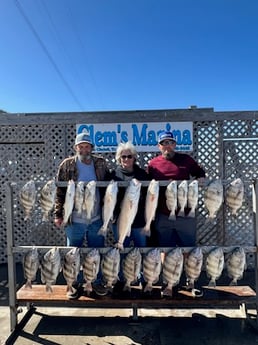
[74,133,93,146]
[158,130,176,144]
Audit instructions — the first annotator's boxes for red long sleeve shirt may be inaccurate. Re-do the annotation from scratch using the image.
[148,153,205,215]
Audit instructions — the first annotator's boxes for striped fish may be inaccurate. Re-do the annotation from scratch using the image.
[82,249,100,295]
[184,247,203,289]
[101,248,120,290]
[39,179,57,222]
[20,180,36,221]
[143,248,162,293]
[23,247,39,288]
[122,247,142,291]
[40,247,61,293]
[162,248,184,296]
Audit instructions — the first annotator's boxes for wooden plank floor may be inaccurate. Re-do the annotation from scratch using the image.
[16,284,256,308]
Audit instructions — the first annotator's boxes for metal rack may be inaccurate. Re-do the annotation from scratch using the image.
[6,180,258,334]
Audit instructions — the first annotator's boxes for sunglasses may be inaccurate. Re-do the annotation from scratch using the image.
[121,155,133,159]
[160,140,175,146]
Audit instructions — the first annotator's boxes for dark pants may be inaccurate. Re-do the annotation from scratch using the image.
[154,213,196,247]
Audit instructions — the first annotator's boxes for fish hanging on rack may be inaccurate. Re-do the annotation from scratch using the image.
[184,247,203,289]
[143,179,159,236]
[74,181,85,216]
[165,180,177,220]
[115,178,141,250]
[101,247,120,291]
[204,179,223,219]
[83,180,97,220]
[162,247,184,297]
[225,178,244,216]
[82,248,101,295]
[122,247,142,292]
[177,180,188,217]
[143,248,162,293]
[98,180,118,238]
[62,247,81,298]
[23,247,39,288]
[205,247,224,287]
[40,247,62,293]
[39,179,57,222]
[187,180,199,218]
[226,246,246,286]
[62,180,75,225]
[20,180,37,221]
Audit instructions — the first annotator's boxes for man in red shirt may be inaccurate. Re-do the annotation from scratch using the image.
[147,130,205,247]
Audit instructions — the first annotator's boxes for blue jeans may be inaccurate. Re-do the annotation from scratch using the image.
[112,224,146,247]
[65,219,104,247]
[154,213,196,247]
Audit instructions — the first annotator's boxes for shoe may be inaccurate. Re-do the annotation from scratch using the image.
[92,283,108,296]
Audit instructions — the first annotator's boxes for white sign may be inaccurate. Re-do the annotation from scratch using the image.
[76,122,193,152]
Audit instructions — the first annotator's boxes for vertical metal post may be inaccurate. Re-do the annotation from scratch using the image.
[252,179,258,325]
[6,182,17,332]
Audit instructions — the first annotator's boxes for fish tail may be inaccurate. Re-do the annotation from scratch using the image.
[208,279,216,288]
[114,242,124,250]
[46,284,53,293]
[229,279,237,286]
[97,226,107,237]
[162,287,173,297]
[25,281,32,289]
[144,284,153,293]
[187,209,195,218]
[168,213,176,220]
[142,226,151,237]
[42,213,49,222]
[177,209,185,217]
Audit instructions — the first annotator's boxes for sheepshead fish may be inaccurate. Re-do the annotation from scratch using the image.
[39,179,57,222]
[184,247,203,289]
[187,180,199,218]
[84,180,96,220]
[143,179,159,236]
[143,248,162,292]
[177,180,188,217]
[63,180,75,225]
[162,248,184,296]
[226,246,246,286]
[74,181,85,216]
[82,249,100,295]
[165,180,177,220]
[101,248,120,290]
[62,247,81,293]
[122,247,142,291]
[40,247,61,293]
[205,247,224,287]
[115,178,142,250]
[225,178,244,216]
[204,179,223,219]
[98,180,118,237]
[23,247,39,288]
[20,180,36,221]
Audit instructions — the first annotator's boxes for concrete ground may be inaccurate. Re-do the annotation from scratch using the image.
[1,263,258,345]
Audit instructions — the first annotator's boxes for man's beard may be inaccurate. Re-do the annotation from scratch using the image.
[163,151,175,160]
[78,153,91,162]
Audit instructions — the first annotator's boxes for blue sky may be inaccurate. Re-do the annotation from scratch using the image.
[1,0,258,113]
